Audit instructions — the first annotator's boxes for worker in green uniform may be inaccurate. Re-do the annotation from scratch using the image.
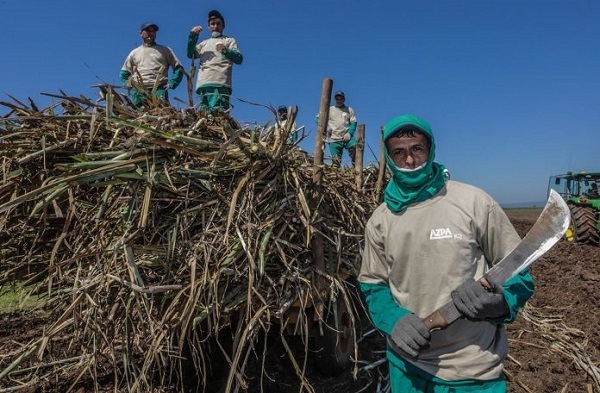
[316,91,357,167]
[187,10,243,112]
[267,105,298,144]
[358,114,534,393]
[120,22,184,108]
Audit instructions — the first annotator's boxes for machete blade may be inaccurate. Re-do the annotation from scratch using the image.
[484,189,570,289]
[422,189,570,331]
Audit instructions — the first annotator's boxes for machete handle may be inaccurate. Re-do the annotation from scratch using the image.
[479,276,494,291]
[422,309,449,331]
[421,277,493,331]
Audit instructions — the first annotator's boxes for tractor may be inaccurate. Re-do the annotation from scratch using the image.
[548,171,600,246]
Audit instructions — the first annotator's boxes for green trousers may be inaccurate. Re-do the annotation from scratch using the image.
[129,87,169,107]
[197,85,232,112]
[328,138,356,167]
[388,349,506,393]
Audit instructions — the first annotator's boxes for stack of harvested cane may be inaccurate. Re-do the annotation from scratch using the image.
[0,90,383,392]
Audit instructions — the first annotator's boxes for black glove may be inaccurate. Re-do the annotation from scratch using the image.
[390,313,431,357]
[451,279,510,320]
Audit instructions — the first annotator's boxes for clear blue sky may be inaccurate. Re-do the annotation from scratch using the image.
[2,0,598,204]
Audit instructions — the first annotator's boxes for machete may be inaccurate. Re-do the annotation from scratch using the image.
[422,189,570,331]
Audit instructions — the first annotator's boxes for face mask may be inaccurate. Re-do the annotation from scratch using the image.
[394,164,426,172]
[211,31,222,38]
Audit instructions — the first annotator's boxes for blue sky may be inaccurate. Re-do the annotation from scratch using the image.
[2,0,598,204]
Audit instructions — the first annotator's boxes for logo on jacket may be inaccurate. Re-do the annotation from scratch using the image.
[430,227,462,240]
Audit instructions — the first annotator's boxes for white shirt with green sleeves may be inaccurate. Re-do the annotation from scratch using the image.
[192,36,241,88]
[359,180,534,381]
[121,43,182,89]
[326,105,356,142]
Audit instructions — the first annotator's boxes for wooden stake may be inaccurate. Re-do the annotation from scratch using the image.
[311,77,332,283]
[313,78,332,186]
[375,125,386,203]
[354,124,365,192]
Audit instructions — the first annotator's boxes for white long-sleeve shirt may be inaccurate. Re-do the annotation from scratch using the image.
[191,36,241,89]
[121,43,182,89]
[359,180,524,381]
[326,105,356,142]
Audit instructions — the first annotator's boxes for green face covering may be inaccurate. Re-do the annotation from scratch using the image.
[383,114,447,213]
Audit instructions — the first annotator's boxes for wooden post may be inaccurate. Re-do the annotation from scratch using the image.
[354,124,365,191]
[313,78,332,186]
[375,126,387,203]
[187,58,196,107]
[311,77,332,285]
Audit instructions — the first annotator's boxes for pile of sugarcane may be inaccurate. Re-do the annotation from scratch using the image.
[0,90,383,392]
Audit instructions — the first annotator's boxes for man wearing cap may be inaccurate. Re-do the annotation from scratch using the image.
[187,10,243,112]
[320,91,357,167]
[358,114,534,392]
[120,23,184,108]
[267,105,298,144]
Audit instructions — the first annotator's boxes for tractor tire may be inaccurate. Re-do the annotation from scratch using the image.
[569,205,600,246]
[311,299,355,376]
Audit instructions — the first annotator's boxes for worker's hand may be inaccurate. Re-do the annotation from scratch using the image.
[216,43,226,53]
[191,25,203,35]
[343,133,351,142]
[451,279,510,320]
[390,314,431,357]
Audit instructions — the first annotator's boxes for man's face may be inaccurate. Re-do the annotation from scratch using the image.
[334,95,345,107]
[140,27,157,44]
[386,132,430,169]
[209,18,224,33]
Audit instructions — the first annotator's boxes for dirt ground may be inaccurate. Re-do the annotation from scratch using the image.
[501,209,600,393]
[1,208,599,392]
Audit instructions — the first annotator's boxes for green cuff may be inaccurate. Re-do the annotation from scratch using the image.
[168,65,184,89]
[119,70,131,87]
[360,282,410,335]
[223,48,243,64]
[348,122,357,136]
[499,269,535,323]
[187,33,200,58]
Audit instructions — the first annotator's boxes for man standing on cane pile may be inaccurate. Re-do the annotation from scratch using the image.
[267,105,299,145]
[317,91,357,167]
[120,22,184,108]
[187,10,243,112]
[358,114,534,393]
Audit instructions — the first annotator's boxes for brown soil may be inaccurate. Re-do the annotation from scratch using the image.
[1,209,599,392]
[502,209,600,393]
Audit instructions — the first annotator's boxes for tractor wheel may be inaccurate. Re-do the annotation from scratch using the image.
[569,205,600,246]
[311,299,355,376]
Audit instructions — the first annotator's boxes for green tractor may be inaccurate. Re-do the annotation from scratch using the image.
[548,171,600,246]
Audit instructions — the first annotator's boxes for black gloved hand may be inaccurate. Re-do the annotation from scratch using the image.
[390,313,431,357]
[451,279,510,320]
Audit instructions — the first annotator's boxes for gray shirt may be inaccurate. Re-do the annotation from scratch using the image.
[192,36,241,88]
[121,43,182,89]
[359,180,521,381]
[326,105,356,141]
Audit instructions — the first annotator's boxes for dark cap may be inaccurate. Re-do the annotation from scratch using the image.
[277,105,287,112]
[140,22,159,32]
[208,10,225,27]
[334,91,345,98]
